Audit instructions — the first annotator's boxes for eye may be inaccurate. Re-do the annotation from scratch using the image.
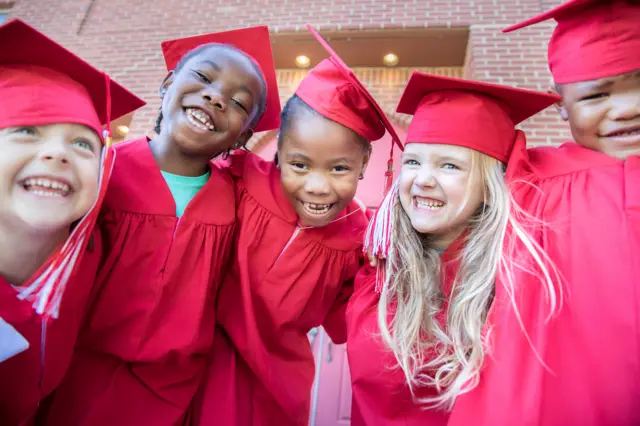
[403,159,420,166]
[73,139,96,152]
[442,163,459,170]
[194,70,211,84]
[332,165,350,172]
[12,126,38,136]
[231,98,248,113]
[580,92,608,102]
[290,162,308,170]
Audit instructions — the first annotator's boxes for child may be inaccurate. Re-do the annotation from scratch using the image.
[0,19,143,425]
[504,0,640,160]
[438,1,640,424]
[348,72,560,426]
[190,25,402,426]
[40,27,281,426]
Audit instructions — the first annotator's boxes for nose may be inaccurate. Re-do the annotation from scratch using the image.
[38,137,70,166]
[413,165,437,188]
[609,92,640,121]
[304,172,331,196]
[202,86,227,111]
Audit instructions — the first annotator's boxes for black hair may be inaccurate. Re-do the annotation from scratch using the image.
[154,43,268,147]
[274,94,371,165]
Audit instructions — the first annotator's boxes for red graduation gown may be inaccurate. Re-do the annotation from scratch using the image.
[447,141,640,426]
[191,151,370,426]
[41,137,236,426]
[346,238,465,426]
[0,229,102,426]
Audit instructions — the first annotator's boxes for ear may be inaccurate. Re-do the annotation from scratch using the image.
[159,71,175,98]
[233,129,254,150]
[360,146,372,176]
[548,85,569,122]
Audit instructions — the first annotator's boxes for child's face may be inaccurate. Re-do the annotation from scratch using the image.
[159,46,264,158]
[278,114,370,228]
[0,123,101,232]
[558,70,640,160]
[398,143,484,250]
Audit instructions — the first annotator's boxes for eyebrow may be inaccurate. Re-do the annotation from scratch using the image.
[285,152,313,162]
[197,60,221,72]
[580,79,614,91]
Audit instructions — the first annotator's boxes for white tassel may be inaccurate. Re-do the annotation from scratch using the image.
[363,178,400,293]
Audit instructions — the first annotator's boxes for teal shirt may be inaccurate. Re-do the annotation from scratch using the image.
[160,170,210,218]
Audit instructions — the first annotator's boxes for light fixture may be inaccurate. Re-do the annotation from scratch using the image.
[383,53,399,67]
[117,125,130,135]
[295,55,311,69]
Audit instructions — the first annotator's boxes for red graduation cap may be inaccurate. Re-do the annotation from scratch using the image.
[296,24,403,151]
[0,19,145,139]
[161,26,281,133]
[396,72,561,163]
[0,19,145,319]
[503,0,640,84]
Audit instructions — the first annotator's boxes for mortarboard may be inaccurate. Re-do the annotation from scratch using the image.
[396,72,561,163]
[503,0,640,84]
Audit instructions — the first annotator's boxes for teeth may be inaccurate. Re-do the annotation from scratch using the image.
[186,108,215,131]
[23,177,71,196]
[415,197,444,210]
[610,129,640,137]
[303,202,332,215]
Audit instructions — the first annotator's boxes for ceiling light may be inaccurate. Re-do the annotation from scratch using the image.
[295,55,311,68]
[383,53,399,67]
[117,125,130,135]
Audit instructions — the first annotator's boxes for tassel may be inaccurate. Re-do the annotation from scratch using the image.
[17,73,115,319]
[363,179,399,293]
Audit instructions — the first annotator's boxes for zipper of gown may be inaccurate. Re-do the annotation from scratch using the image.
[274,226,301,265]
[161,217,181,273]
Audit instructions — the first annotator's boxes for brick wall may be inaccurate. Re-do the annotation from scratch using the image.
[8,0,573,146]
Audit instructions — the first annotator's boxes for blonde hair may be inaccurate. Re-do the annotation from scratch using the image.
[377,150,560,410]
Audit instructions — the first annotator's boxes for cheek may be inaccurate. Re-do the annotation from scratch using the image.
[398,171,415,211]
[568,104,603,134]
[333,175,359,202]
[78,158,101,195]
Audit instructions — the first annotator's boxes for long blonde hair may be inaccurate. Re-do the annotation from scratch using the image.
[377,150,560,410]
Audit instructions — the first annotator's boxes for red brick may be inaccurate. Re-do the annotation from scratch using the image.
[8,0,572,146]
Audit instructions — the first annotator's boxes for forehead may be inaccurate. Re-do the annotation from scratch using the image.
[183,46,264,88]
[561,69,640,94]
[404,142,474,159]
[283,114,365,156]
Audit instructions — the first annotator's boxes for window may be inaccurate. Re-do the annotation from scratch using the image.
[0,8,9,24]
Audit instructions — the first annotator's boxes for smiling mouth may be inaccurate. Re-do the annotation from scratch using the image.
[301,201,334,215]
[414,196,444,211]
[21,177,72,198]
[604,127,640,138]
[185,107,216,132]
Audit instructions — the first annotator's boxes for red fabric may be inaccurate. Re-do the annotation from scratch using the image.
[190,150,371,426]
[161,26,280,133]
[396,72,560,163]
[0,229,103,426]
[39,138,236,426]
[296,25,401,147]
[503,0,640,84]
[445,139,640,425]
[346,237,466,426]
[0,19,145,135]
